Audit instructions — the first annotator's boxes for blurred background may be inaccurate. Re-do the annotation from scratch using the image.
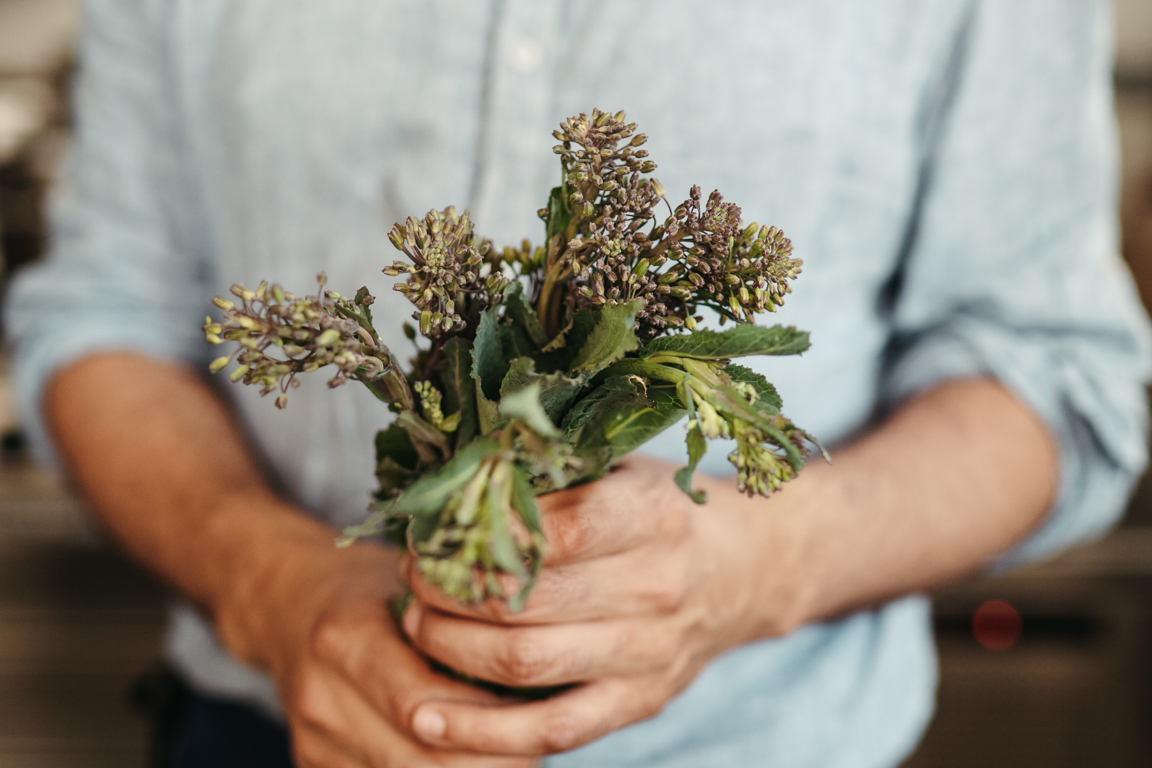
[2,1,1152,766]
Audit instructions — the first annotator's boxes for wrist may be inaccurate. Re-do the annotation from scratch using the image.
[703,463,830,645]
[204,491,403,670]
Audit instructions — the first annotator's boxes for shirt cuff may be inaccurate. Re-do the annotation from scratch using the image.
[882,315,1149,569]
[11,315,206,469]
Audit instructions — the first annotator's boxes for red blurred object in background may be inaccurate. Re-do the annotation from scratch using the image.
[971,599,1023,651]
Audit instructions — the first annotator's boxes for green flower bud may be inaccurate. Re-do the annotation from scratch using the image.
[315,329,341,346]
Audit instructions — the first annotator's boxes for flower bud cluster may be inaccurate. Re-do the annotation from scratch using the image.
[384,207,508,338]
[658,186,801,324]
[203,275,390,408]
[674,362,812,498]
[534,110,801,339]
[568,205,661,306]
[414,380,460,433]
[548,108,655,221]
[729,418,804,496]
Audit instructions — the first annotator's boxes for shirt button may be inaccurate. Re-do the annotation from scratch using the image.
[507,38,544,74]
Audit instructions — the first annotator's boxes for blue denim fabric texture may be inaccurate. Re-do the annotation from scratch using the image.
[7,1,1152,766]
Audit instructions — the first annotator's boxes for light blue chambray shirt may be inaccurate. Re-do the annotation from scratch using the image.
[7,1,1152,766]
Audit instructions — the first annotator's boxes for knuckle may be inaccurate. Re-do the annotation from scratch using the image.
[497,633,553,684]
[534,566,590,606]
[646,682,673,717]
[290,676,337,730]
[644,568,688,613]
[642,631,679,669]
[291,736,337,768]
[386,687,421,726]
[550,510,594,560]
[540,715,582,753]
[308,606,352,661]
[479,599,518,623]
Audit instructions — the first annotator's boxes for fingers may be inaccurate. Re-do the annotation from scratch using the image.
[296,617,539,766]
[294,708,539,768]
[404,518,692,626]
[290,722,368,768]
[307,590,500,723]
[536,457,689,567]
[410,677,669,756]
[404,601,677,688]
[288,665,417,767]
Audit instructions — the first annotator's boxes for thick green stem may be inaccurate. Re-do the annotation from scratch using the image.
[535,261,572,339]
[359,351,415,412]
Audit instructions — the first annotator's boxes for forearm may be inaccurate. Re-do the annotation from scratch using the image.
[729,377,1059,638]
[44,352,399,663]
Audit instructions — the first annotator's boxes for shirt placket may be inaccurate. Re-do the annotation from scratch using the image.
[471,0,562,244]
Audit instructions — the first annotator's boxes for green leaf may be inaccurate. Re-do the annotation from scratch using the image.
[475,380,501,435]
[568,300,644,374]
[499,383,561,438]
[532,308,597,372]
[353,286,375,328]
[374,422,418,470]
[504,283,549,348]
[507,465,545,611]
[704,384,805,472]
[563,376,646,434]
[725,364,782,413]
[375,457,419,499]
[374,422,421,498]
[472,310,510,402]
[395,410,451,464]
[397,438,499,524]
[558,378,644,484]
[640,325,810,360]
[565,377,685,462]
[485,473,527,580]
[500,322,536,360]
[601,385,686,458]
[440,337,478,447]
[472,310,507,434]
[674,425,708,504]
[509,464,542,533]
[799,427,832,464]
[545,183,571,242]
[338,496,405,548]
[500,357,586,422]
[567,431,614,486]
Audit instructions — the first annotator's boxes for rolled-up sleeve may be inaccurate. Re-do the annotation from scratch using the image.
[4,0,213,465]
[885,0,1152,566]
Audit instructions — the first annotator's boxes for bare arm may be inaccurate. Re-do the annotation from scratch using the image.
[397,377,1059,754]
[45,351,535,768]
[46,353,346,646]
[760,376,1058,631]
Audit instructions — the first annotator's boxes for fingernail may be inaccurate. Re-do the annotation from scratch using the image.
[413,707,446,739]
[402,600,423,638]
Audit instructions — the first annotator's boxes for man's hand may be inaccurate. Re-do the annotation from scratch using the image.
[397,379,1059,757]
[218,531,540,768]
[398,454,793,755]
[46,353,539,768]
